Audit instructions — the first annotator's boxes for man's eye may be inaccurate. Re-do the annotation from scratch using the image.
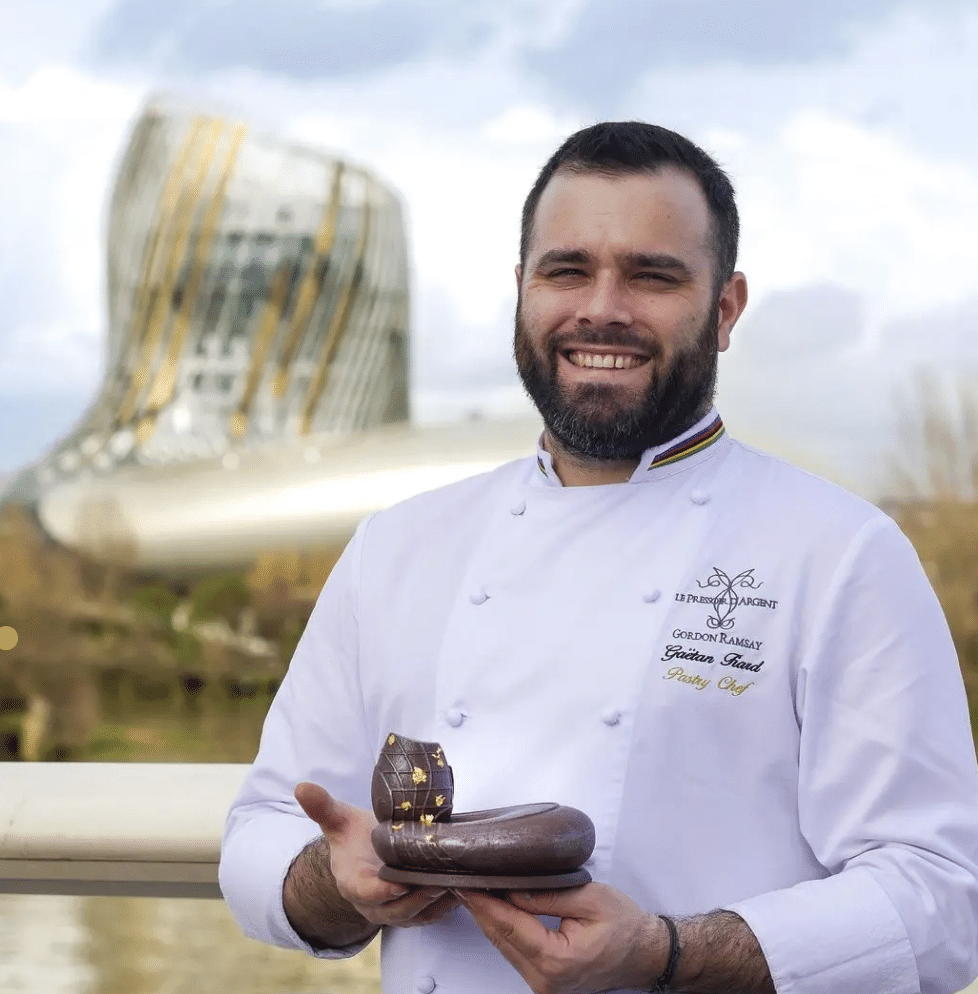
[549,268,584,278]
[636,272,675,283]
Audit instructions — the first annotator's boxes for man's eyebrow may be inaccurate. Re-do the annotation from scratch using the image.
[624,253,695,279]
[533,249,592,269]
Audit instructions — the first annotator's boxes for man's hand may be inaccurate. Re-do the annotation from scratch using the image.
[284,782,460,949]
[457,883,665,994]
[459,885,777,994]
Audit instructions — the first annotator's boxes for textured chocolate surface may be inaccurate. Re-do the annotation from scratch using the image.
[370,733,595,884]
[371,733,455,823]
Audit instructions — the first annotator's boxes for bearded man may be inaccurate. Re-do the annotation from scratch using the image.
[220,122,978,994]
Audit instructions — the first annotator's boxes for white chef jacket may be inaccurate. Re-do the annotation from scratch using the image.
[220,409,978,994]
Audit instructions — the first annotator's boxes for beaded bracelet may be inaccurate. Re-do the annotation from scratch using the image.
[651,914,681,992]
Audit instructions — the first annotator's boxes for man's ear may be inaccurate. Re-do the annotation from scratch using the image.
[717,272,748,353]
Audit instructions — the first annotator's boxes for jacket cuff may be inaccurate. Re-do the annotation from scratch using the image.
[219,813,375,960]
[724,866,917,994]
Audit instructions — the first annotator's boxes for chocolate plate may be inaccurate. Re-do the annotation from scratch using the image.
[379,866,591,890]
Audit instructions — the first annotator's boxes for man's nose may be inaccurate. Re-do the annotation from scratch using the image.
[575,273,633,327]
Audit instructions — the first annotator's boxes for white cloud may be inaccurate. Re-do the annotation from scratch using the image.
[718,111,978,330]
[0,0,115,81]
[481,104,581,146]
[0,66,142,379]
[0,320,102,395]
[0,63,139,128]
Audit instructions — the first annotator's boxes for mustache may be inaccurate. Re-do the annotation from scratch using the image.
[547,326,664,358]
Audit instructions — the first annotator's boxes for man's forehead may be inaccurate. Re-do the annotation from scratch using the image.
[529,166,713,257]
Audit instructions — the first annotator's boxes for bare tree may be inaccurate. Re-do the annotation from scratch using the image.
[885,368,978,717]
[888,367,978,503]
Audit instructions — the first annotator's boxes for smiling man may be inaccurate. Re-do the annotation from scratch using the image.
[513,155,745,485]
[220,123,978,994]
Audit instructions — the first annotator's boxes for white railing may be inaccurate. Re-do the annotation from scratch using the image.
[0,763,247,898]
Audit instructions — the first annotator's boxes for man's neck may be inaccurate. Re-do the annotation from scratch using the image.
[541,405,720,487]
[542,431,641,487]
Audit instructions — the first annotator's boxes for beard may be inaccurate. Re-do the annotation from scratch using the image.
[514,298,720,462]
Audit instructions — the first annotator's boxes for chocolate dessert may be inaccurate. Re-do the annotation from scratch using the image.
[370,733,595,889]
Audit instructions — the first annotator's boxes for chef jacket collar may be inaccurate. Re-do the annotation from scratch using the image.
[534,407,727,487]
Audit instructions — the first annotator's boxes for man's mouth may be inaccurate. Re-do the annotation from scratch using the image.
[564,350,650,370]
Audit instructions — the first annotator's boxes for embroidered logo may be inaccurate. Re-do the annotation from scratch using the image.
[674,567,778,633]
[665,568,776,694]
[695,568,762,630]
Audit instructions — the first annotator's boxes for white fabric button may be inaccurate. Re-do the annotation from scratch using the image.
[690,489,710,505]
[445,708,465,727]
[643,589,662,603]
[417,977,436,994]
[601,708,622,726]
[510,499,526,515]
[469,588,488,605]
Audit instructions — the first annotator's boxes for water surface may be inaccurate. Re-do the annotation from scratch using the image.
[0,894,381,994]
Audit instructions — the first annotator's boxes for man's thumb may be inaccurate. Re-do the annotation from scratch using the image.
[294,781,349,837]
[506,888,583,918]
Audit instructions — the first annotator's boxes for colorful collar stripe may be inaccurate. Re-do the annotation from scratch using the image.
[649,415,725,470]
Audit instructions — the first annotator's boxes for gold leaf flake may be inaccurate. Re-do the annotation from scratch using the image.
[400,801,413,811]
[392,823,403,831]
[411,767,428,785]
[420,813,434,826]
[435,795,446,806]
[388,734,396,745]
[425,834,434,843]
[437,759,445,767]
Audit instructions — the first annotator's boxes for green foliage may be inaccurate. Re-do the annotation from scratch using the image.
[0,506,337,760]
[166,627,202,668]
[129,583,180,624]
[189,573,252,624]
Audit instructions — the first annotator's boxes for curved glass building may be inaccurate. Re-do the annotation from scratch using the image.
[12,97,410,497]
[4,99,540,572]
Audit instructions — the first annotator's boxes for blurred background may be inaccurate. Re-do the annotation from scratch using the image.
[2,0,978,991]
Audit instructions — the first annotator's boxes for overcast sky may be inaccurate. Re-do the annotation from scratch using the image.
[2,0,977,494]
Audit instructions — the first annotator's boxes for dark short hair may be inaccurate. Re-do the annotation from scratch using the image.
[520,121,739,286]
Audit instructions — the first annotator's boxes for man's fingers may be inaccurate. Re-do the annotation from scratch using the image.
[456,890,551,988]
[505,886,591,919]
[413,890,462,924]
[458,889,555,960]
[359,887,450,925]
[339,864,410,906]
[294,781,350,837]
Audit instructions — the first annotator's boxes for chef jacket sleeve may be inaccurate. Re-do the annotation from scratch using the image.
[219,517,376,959]
[725,515,978,994]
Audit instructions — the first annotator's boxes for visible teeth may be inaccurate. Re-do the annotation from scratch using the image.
[568,351,643,370]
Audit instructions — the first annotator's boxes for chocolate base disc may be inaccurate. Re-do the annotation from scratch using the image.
[379,866,591,890]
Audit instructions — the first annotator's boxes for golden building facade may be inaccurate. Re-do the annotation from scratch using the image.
[17,98,410,494]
